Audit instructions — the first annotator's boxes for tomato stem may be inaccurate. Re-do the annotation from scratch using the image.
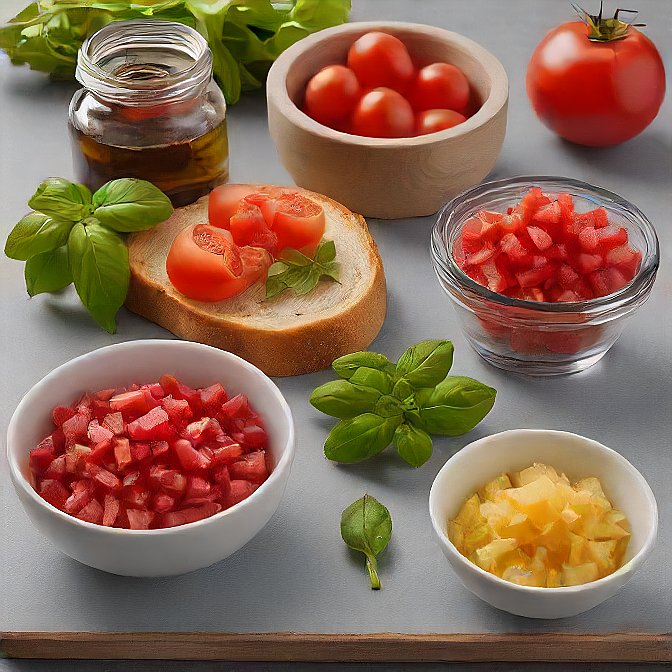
[572,2,646,42]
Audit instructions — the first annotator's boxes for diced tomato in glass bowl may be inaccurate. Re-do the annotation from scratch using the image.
[6,340,295,576]
[431,177,659,375]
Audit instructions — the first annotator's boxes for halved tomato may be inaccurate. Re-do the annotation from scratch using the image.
[229,201,278,254]
[166,224,271,302]
[208,184,259,229]
[272,192,326,255]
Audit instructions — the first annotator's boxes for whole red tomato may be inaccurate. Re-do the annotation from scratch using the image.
[351,88,415,138]
[526,10,665,146]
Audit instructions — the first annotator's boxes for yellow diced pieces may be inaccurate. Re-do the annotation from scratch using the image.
[448,463,630,588]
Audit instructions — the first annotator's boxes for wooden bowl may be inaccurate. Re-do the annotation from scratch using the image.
[266,22,509,219]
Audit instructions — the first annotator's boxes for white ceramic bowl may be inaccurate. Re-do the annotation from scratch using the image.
[7,340,295,577]
[429,429,657,619]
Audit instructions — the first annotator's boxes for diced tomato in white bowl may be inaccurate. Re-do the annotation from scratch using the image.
[7,341,294,576]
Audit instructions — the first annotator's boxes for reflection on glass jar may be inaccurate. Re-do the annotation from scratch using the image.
[69,19,228,207]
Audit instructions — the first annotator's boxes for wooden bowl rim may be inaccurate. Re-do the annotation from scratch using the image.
[267,21,509,147]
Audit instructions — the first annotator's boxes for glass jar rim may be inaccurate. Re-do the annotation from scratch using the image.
[431,175,660,319]
[76,19,213,105]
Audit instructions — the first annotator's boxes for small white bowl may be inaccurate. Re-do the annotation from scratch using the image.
[7,340,295,577]
[429,429,657,619]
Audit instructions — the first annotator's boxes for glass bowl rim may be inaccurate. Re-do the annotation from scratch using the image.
[431,175,660,315]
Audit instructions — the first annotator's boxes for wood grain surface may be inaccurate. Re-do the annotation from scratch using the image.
[2,632,670,662]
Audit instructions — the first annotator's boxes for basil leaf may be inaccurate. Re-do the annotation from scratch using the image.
[392,378,415,402]
[340,494,392,590]
[414,376,496,436]
[373,394,404,419]
[332,352,395,379]
[28,178,92,221]
[310,380,381,419]
[324,413,401,464]
[92,179,173,233]
[67,220,129,334]
[5,212,73,261]
[25,246,72,296]
[396,340,454,388]
[264,239,340,300]
[349,367,394,394]
[393,424,433,468]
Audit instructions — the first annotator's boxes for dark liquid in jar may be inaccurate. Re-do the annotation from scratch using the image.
[70,120,229,207]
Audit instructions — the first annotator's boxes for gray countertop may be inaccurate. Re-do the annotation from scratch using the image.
[1,0,670,669]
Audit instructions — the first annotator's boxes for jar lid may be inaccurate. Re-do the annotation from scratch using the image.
[76,19,213,105]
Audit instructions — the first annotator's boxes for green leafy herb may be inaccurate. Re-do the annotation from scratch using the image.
[5,176,173,333]
[310,340,496,467]
[5,212,73,261]
[28,178,92,221]
[340,494,392,590]
[68,220,130,333]
[0,0,351,105]
[324,414,402,464]
[92,179,173,232]
[265,239,340,299]
[332,351,395,379]
[25,246,72,296]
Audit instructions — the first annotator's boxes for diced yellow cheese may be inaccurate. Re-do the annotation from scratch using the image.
[479,473,513,501]
[503,475,563,528]
[472,538,519,572]
[587,539,618,575]
[562,562,599,586]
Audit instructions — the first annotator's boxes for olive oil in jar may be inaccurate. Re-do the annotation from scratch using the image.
[69,20,229,207]
[70,120,229,207]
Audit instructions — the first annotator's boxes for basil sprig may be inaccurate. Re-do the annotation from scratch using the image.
[265,239,340,299]
[311,340,496,467]
[5,177,173,333]
[340,494,392,590]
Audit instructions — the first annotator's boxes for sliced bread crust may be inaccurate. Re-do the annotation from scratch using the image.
[125,187,386,376]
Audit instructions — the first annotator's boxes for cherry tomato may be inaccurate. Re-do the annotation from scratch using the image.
[304,65,361,126]
[415,109,467,135]
[208,184,258,228]
[229,201,278,254]
[347,31,415,92]
[526,14,665,146]
[166,224,271,302]
[351,88,415,138]
[273,192,326,255]
[410,63,470,113]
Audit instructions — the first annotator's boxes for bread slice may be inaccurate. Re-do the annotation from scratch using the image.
[125,186,386,376]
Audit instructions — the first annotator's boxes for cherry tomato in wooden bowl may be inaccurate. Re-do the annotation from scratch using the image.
[416,109,467,135]
[526,8,665,147]
[410,63,470,113]
[350,87,415,138]
[304,65,361,126]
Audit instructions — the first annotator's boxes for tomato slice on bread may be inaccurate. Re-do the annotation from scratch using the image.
[166,224,271,302]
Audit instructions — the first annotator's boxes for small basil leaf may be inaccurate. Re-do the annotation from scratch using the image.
[324,413,401,464]
[332,351,396,379]
[5,212,73,261]
[415,376,496,436]
[67,220,129,334]
[393,423,433,468]
[349,367,394,394]
[396,340,454,388]
[280,248,312,266]
[310,380,381,419]
[392,378,415,402]
[92,178,173,232]
[340,494,392,590]
[28,178,92,221]
[373,394,404,419]
[25,246,72,296]
[315,239,336,264]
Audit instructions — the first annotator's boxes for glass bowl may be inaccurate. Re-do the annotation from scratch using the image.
[431,176,659,375]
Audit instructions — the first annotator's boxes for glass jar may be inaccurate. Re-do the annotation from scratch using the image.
[69,19,229,207]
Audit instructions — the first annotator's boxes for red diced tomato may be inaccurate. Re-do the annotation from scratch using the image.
[575,207,609,229]
[173,439,211,470]
[126,407,170,441]
[160,503,222,528]
[149,465,187,495]
[159,375,203,416]
[545,243,568,260]
[39,479,70,509]
[64,485,94,514]
[77,499,104,524]
[86,463,121,491]
[227,480,258,507]
[499,233,531,266]
[102,412,124,435]
[241,425,267,450]
[477,211,503,242]
[109,389,156,419]
[606,244,642,279]
[65,444,92,474]
[220,395,252,420]
[183,417,225,445]
[532,200,561,226]
[559,264,580,289]
[210,443,245,465]
[465,244,496,266]
[44,455,66,479]
[228,451,269,484]
[578,227,600,251]
[130,441,151,462]
[575,253,603,274]
[160,395,193,428]
[86,439,113,464]
[556,289,581,302]
[200,383,228,414]
[29,443,55,475]
[516,264,554,288]
[150,440,169,458]
[185,476,211,500]
[113,437,133,470]
[51,428,66,453]
[62,413,89,447]
[88,419,114,444]
[127,509,155,530]
[460,217,483,253]
[152,492,176,513]
[596,225,628,250]
[480,258,509,293]
[52,405,76,427]
[102,495,120,527]
[122,485,150,509]
[527,225,553,251]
